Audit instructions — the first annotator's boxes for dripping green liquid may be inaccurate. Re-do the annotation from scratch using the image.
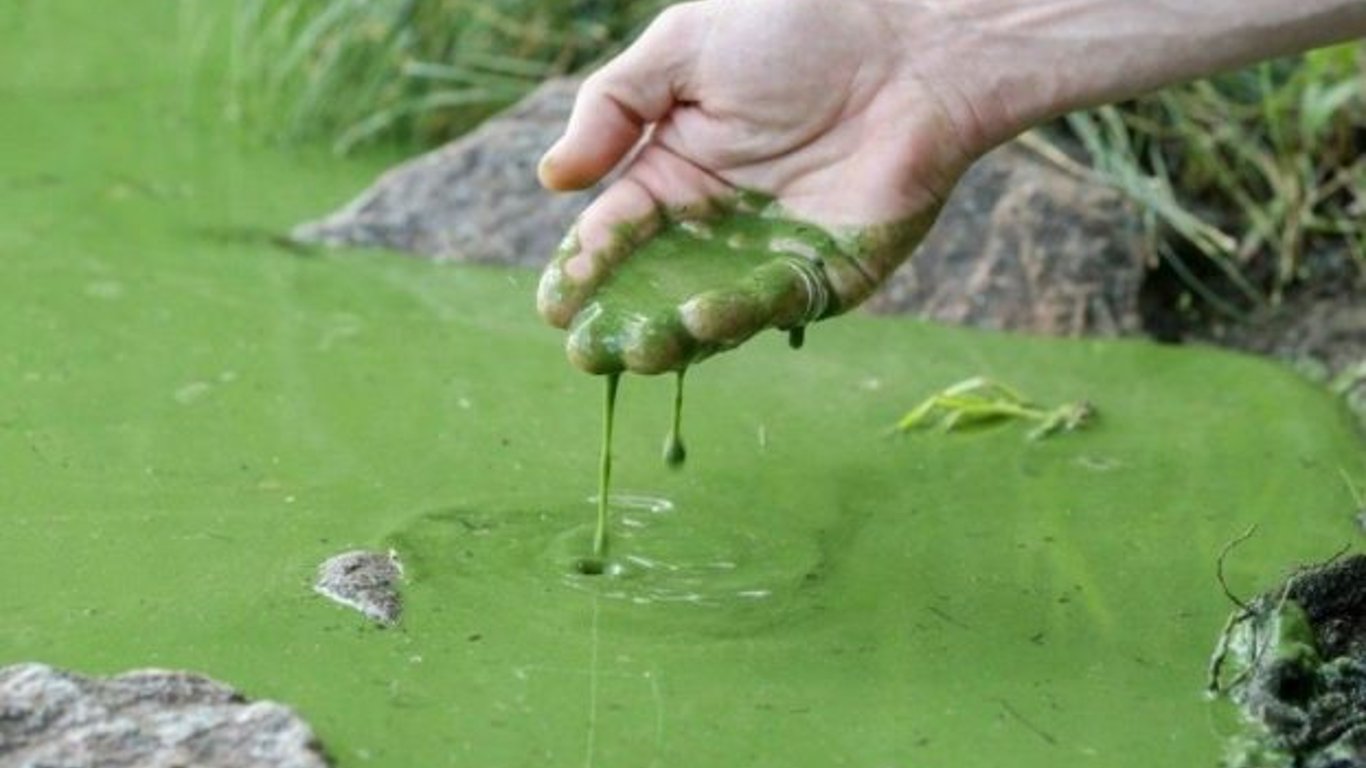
[663,369,687,468]
[589,372,621,570]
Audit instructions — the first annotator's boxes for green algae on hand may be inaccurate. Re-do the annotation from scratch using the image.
[537,193,935,376]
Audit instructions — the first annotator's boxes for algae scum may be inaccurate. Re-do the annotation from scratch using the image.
[6,3,1366,767]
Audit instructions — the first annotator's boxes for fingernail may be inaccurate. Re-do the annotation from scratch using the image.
[536,146,561,189]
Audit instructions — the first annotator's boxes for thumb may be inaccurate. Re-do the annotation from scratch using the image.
[538,4,704,192]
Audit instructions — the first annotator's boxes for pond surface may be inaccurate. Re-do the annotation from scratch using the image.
[3,2,1365,767]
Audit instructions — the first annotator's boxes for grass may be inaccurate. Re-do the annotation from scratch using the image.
[1058,44,1366,310]
[226,0,665,154]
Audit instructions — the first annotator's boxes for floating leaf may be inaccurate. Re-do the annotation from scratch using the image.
[894,376,1095,441]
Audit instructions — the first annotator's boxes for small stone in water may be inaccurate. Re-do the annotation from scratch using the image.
[314,549,404,625]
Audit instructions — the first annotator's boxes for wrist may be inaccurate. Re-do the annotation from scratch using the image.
[887,0,1366,148]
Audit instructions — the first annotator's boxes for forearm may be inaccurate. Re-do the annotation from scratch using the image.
[893,0,1366,148]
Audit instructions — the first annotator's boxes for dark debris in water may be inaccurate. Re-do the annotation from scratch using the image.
[1211,554,1366,767]
[314,549,404,626]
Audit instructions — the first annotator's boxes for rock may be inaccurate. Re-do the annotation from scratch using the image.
[862,141,1149,336]
[290,77,593,268]
[291,80,1147,339]
[314,549,404,625]
[0,662,329,768]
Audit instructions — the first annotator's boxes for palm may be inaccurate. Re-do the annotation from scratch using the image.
[647,0,954,226]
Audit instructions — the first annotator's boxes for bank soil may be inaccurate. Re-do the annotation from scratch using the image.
[1212,555,1366,767]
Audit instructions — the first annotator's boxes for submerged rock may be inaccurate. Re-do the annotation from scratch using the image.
[0,662,329,767]
[290,78,1145,338]
[314,549,404,625]
[1210,554,1366,767]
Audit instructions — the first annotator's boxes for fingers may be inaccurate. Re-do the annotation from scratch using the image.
[546,191,942,375]
[566,309,691,376]
[537,144,732,328]
[678,259,812,346]
[567,255,819,376]
[536,177,661,329]
[678,288,768,346]
[675,213,943,353]
[538,3,705,192]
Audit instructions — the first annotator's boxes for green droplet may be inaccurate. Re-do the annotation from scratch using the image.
[788,326,806,350]
[573,557,606,576]
[663,432,687,468]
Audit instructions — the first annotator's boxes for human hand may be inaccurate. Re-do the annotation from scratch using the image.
[534,0,1008,371]
[536,0,1366,374]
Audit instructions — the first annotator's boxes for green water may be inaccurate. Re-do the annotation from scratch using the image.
[4,3,1366,767]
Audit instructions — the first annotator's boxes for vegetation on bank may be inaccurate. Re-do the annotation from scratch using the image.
[1063,45,1365,314]
[227,0,1365,307]
[227,0,666,153]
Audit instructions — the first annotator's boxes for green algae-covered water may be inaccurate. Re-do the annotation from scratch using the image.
[4,3,1366,766]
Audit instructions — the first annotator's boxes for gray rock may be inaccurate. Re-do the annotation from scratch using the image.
[863,141,1148,336]
[313,549,403,626]
[290,78,592,268]
[0,663,329,768]
[291,78,1147,337]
